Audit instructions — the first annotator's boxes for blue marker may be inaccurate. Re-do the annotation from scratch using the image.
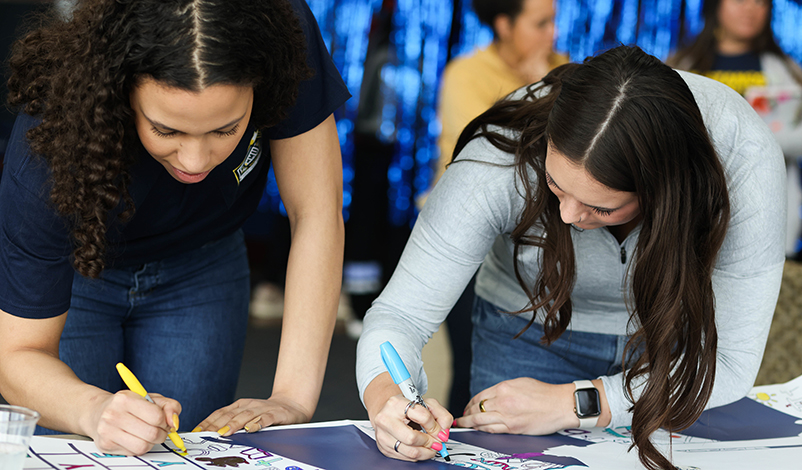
[380,341,451,462]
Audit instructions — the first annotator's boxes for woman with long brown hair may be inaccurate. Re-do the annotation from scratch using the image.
[356,45,784,469]
[0,0,348,456]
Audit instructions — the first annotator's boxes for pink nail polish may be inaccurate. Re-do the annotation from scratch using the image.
[452,419,457,427]
[438,430,448,441]
[431,441,443,451]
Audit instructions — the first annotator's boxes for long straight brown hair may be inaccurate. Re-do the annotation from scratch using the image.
[454,45,730,470]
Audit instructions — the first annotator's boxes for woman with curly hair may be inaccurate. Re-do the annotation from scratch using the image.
[0,0,349,455]
[356,45,784,469]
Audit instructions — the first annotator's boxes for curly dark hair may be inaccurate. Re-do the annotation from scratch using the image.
[455,46,729,470]
[7,0,312,278]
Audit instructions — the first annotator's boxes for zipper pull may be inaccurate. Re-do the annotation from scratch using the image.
[620,246,626,264]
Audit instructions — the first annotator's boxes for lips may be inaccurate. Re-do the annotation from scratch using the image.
[173,167,211,183]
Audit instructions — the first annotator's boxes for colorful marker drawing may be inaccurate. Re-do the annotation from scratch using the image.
[354,423,590,470]
[195,456,249,467]
[23,432,323,470]
[749,374,802,419]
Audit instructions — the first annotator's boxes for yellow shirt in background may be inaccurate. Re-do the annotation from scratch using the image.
[435,43,568,185]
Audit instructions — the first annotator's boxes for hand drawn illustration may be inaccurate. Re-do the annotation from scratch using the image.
[23,432,323,470]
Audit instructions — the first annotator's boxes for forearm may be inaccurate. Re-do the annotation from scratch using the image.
[270,211,343,418]
[0,346,109,436]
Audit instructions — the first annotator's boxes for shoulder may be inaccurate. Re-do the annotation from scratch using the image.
[3,113,51,193]
[454,124,519,162]
[548,52,570,68]
[759,52,802,85]
[678,70,781,164]
[678,72,785,266]
[444,46,509,82]
[262,0,350,139]
[450,127,529,190]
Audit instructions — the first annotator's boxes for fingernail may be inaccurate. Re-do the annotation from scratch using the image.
[217,425,230,435]
[431,441,443,451]
[452,419,457,427]
[438,430,448,441]
[191,426,202,432]
[172,414,180,431]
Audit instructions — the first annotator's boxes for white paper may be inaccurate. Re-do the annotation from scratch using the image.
[23,431,323,469]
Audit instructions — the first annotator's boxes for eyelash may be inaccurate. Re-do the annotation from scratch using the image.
[544,171,614,216]
[150,123,240,138]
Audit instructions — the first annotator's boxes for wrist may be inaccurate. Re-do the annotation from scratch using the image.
[268,391,314,422]
[591,378,612,427]
[364,373,400,422]
[80,388,114,438]
[571,380,601,428]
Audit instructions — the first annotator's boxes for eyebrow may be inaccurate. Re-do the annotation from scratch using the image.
[544,170,620,213]
[143,112,246,133]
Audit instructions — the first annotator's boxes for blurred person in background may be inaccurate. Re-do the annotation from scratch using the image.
[669,0,802,257]
[429,0,569,417]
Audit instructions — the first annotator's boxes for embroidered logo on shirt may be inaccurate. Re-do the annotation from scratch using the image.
[233,130,262,185]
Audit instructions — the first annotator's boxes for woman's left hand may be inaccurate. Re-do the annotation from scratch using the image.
[194,396,312,435]
[454,378,578,435]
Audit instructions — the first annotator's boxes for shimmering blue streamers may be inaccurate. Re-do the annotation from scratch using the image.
[261,0,802,227]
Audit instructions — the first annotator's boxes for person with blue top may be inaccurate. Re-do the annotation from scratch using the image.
[0,0,349,456]
[356,45,784,469]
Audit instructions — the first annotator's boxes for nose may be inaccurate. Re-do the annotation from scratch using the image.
[176,137,212,173]
[558,197,587,225]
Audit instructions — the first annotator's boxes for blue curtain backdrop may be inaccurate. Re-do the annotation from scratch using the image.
[260,0,802,227]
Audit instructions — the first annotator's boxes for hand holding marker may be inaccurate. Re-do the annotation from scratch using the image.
[116,363,187,454]
[380,341,451,461]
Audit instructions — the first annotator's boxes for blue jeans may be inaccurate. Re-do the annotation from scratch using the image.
[470,296,638,397]
[36,230,250,434]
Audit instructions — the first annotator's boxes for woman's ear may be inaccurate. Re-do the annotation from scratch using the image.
[494,15,513,42]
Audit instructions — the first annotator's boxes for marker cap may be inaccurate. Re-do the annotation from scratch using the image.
[380,341,411,385]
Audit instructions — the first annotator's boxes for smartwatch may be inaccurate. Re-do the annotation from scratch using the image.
[573,380,601,429]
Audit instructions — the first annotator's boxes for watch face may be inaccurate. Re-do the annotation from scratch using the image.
[574,388,601,418]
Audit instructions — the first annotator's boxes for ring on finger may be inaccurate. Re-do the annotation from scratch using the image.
[394,440,402,453]
[404,400,417,418]
[479,398,488,413]
[244,416,262,433]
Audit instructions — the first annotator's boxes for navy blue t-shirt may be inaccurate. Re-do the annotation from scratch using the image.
[706,52,766,95]
[0,0,350,319]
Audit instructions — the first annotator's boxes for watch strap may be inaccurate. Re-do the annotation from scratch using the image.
[573,380,600,429]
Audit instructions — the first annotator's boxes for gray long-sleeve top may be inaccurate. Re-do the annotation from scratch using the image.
[356,71,786,429]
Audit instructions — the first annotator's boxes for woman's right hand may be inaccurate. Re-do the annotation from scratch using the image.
[89,391,182,456]
[364,373,453,462]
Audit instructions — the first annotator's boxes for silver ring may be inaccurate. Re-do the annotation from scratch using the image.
[404,400,416,418]
[394,440,402,453]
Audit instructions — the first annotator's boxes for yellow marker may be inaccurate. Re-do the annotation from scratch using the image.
[116,363,188,454]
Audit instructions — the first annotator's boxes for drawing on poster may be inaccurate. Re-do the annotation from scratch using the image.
[433,444,587,469]
[23,432,323,470]
[354,422,589,469]
[749,375,802,419]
